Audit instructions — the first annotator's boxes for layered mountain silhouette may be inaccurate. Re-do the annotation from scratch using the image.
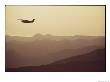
[5,34,105,72]
[6,48,106,72]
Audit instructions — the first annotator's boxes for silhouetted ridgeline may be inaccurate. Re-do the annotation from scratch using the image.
[5,34,105,72]
[6,48,106,72]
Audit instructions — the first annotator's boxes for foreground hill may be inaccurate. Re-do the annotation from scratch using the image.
[6,48,106,72]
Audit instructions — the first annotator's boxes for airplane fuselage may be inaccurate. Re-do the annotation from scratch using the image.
[18,19,35,23]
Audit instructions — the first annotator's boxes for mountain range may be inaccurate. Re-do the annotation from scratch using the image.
[7,48,105,72]
[5,34,105,72]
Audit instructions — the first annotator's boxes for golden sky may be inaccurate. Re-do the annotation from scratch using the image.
[6,6,105,37]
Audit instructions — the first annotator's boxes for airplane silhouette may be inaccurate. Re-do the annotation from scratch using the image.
[17,19,35,23]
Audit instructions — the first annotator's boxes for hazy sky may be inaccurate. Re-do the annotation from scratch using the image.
[6,6,105,37]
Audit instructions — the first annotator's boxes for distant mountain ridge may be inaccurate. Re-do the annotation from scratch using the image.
[6,34,105,41]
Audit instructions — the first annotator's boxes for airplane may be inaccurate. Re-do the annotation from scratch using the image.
[17,19,35,23]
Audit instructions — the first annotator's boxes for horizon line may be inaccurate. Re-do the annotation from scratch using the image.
[5,33,105,37]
